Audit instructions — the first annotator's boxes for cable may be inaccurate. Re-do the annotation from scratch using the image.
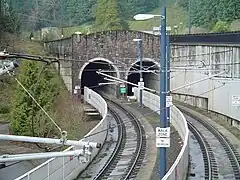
[85,80,226,138]
[0,82,226,169]
[9,53,121,66]
[9,52,240,70]
[182,83,225,104]
[31,62,56,151]
[171,49,233,59]
[6,70,62,134]
[84,108,162,139]
[172,62,240,67]
[170,71,184,79]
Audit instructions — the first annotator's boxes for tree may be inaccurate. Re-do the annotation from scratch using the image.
[95,0,129,31]
[11,61,61,137]
[178,0,240,30]
[67,0,96,26]
[0,0,20,34]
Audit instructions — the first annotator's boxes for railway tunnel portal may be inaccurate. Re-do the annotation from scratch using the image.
[79,58,120,95]
[126,58,160,96]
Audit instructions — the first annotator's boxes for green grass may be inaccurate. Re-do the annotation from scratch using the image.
[230,19,240,31]
[62,22,93,37]
[62,4,188,35]
[0,113,10,123]
[29,22,94,41]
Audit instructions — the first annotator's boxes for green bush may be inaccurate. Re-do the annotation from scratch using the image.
[211,21,230,32]
[0,104,10,114]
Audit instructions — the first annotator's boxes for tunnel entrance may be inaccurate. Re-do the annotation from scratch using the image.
[127,60,159,96]
[80,60,118,94]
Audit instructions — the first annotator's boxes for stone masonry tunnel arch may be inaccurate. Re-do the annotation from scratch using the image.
[126,58,160,96]
[79,58,120,94]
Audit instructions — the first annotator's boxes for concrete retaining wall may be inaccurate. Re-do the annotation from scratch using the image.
[171,93,208,110]
[15,87,108,180]
[171,44,240,126]
[133,87,189,180]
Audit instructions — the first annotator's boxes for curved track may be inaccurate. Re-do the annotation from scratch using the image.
[181,108,240,180]
[188,121,218,179]
[93,98,146,179]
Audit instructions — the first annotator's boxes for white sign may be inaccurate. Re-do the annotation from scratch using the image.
[138,82,144,90]
[132,88,135,93]
[166,96,172,107]
[156,137,170,147]
[120,84,125,88]
[153,26,172,31]
[73,89,78,94]
[232,95,240,106]
[156,127,170,138]
[75,85,80,90]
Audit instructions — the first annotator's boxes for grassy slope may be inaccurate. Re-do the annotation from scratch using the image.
[0,40,97,139]
[129,4,188,33]
[32,2,239,40]
[38,3,189,39]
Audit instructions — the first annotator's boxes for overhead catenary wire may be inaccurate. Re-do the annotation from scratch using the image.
[5,52,240,70]
[6,70,62,135]
[30,62,62,151]
[83,81,226,138]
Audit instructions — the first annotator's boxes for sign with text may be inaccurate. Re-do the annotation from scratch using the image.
[73,89,78,94]
[120,87,126,94]
[153,26,172,31]
[156,137,170,147]
[120,84,125,88]
[166,96,172,107]
[232,95,240,106]
[138,82,144,90]
[156,127,170,138]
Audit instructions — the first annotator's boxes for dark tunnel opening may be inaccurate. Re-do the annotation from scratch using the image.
[81,60,117,94]
[127,61,159,96]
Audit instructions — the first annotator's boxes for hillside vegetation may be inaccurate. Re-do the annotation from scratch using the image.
[177,0,240,32]
[1,0,240,39]
[0,40,97,140]
[129,4,188,32]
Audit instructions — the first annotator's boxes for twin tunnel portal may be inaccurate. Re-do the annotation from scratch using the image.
[80,58,160,96]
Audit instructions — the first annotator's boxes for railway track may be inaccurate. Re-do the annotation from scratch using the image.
[180,108,240,180]
[187,121,218,179]
[93,97,146,179]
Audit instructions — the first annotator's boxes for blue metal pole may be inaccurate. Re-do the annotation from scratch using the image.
[188,0,191,34]
[166,35,171,127]
[160,6,167,179]
[138,34,143,107]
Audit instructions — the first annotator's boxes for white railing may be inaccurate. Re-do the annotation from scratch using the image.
[133,87,189,180]
[15,87,108,180]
